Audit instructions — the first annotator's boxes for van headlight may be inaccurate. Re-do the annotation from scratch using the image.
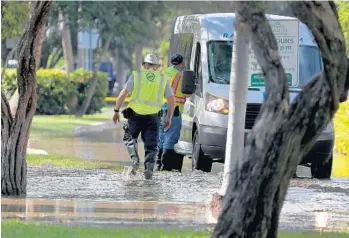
[205,93,229,115]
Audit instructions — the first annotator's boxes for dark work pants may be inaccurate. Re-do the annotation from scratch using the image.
[123,113,159,172]
[156,107,184,171]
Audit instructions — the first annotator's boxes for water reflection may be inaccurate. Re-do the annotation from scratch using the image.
[1,198,212,226]
[2,197,349,232]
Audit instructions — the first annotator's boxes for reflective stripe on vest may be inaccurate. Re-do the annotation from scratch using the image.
[171,72,186,105]
[128,70,166,115]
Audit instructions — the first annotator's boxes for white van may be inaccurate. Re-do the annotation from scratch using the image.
[170,13,334,178]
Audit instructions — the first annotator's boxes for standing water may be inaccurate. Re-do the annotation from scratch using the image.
[8,118,347,231]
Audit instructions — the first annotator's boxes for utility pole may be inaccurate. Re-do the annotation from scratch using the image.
[77,1,84,69]
[219,17,251,196]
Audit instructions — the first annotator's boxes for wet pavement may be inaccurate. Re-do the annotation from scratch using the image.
[2,171,349,232]
[3,119,349,232]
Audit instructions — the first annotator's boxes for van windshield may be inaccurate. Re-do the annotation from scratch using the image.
[207,41,323,88]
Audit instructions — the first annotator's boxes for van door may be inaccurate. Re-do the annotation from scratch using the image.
[181,42,202,143]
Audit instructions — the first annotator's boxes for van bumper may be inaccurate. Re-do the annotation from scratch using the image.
[199,125,227,159]
[199,125,334,164]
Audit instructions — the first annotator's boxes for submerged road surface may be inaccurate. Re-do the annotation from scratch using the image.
[11,119,348,232]
[1,166,349,232]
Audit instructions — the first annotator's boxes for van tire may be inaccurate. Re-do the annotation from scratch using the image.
[311,154,333,179]
[192,130,212,172]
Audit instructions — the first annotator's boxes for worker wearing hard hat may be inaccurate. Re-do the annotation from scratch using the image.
[155,53,192,172]
[113,54,175,180]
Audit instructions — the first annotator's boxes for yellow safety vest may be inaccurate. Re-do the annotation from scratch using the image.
[128,70,167,115]
[164,67,186,113]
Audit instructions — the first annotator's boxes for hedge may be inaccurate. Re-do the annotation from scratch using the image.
[334,99,349,155]
[1,68,107,115]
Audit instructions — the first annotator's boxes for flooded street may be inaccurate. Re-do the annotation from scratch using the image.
[2,171,349,232]
[28,121,132,164]
[3,119,349,232]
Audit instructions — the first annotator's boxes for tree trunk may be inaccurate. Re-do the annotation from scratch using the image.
[48,47,63,68]
[116,47,127,93]
[77,1,84,69]
[135,44,143,71]
[78,48,85,69]
[1,1,6,16]
[113,47,121,94]
[59,10,74,72]
[219,18,250,197]
[120,45,133,70]
[9,89,19,117]
[35,21,46,70]
[75,34,113,117]
[1,1,52,197]
[40,45,50,69]
[213,2,347,238]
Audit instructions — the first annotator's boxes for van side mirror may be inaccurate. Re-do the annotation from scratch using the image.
[181,70,196,94]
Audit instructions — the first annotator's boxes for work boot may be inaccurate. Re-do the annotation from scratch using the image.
[155,147,163,171]
[130,164,139,175]
[144,170,153,180]
[172,153,184,172]
[160,149,177,171]
[123,125,140,169]
[123,165,139,178]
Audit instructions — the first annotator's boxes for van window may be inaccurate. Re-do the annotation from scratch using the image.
[298,46,322,87]
[207,41,233,84]
[207,41,323,88]
[170,33,194,70]
[194,42,202,96]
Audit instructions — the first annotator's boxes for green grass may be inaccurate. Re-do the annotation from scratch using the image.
[31,112,112,137]
[1,219,348,238]
[26,154,123,171]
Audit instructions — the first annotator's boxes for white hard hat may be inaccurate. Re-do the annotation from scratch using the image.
[143,54,160,65]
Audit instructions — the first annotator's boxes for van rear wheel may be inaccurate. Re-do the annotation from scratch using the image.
[192,130,212,172]
[311,154,333,179]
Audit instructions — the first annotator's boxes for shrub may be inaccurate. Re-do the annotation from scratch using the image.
[70,69,107,114]
[36,69,76,115]
[2,69,18,98]
[1,68,108,115]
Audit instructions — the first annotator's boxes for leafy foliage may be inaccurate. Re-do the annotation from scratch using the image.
[70,69,108,114]
[337,1,349,55]
[334,100,349,155]
[1,2,30,40]
[2,69,107,115]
